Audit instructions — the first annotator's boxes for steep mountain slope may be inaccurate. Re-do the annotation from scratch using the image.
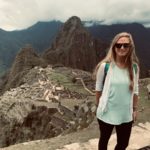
[42,16,108,72]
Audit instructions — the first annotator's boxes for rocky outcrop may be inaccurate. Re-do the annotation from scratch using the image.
[0,45,47,94]
[42,16,108,72]
[0,66,96,148]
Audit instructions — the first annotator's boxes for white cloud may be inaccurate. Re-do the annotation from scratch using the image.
[0,0,150,31]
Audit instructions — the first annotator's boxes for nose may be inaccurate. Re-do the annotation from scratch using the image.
[120,45,124,49]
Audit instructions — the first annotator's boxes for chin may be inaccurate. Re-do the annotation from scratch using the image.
[118,53,128,57]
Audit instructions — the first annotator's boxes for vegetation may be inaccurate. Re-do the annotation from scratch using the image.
[47,69,89,95]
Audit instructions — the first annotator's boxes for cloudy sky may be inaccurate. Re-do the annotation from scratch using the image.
[0,0,150,31]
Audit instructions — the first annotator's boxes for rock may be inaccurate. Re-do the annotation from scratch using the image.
[0,45,47,94]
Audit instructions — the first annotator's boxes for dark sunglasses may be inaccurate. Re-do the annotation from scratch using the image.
[115,43,131,49]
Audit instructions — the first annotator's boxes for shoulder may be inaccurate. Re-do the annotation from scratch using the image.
[96,62,106,74]
[96,61,111,73]
[99,62,111,71]
[101,62,106,67]
[99,62,108,71]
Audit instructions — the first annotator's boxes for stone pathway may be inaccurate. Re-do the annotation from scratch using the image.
[56,122,150,150]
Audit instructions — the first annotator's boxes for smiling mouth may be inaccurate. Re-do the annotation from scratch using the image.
[117,50,128,56]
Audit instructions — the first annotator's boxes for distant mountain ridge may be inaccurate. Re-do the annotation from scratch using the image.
[0,16,108,95]
[0,17,150,77]
[88,23,150,69]
[0,21,62,75]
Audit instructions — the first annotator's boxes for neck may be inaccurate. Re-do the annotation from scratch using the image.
[115,56,126,68]
[116,56,126,63]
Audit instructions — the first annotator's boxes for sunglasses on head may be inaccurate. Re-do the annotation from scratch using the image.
[115,43,131,49]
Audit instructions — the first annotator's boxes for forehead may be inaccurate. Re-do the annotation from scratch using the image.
[117,37,130,43]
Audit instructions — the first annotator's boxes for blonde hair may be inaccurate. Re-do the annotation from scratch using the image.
[93,32,139,91]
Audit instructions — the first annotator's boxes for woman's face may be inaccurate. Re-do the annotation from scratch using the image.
[114,37,131,57]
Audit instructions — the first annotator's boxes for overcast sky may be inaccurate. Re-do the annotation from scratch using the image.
[0,0,150,31]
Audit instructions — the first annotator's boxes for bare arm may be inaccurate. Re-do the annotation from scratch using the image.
[133,94,138,111]
[133,94,138,122]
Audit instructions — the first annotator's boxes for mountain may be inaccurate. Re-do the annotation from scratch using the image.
[0,45,47,93]
[0,21,62,75]
[0,17,150,77]
[42,16,108,72]
[0,16,107,96]
[88,23,150,76]
[0,16,150,148]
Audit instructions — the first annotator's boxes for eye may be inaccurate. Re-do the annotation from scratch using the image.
[115,43,131,49]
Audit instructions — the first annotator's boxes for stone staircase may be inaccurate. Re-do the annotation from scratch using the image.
[56,122,150,150]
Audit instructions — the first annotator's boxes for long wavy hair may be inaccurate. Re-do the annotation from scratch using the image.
[93,32,139,91]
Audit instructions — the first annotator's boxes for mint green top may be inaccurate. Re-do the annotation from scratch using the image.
[98,64,132,125]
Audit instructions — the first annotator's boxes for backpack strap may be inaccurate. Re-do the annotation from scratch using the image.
[104,63,110,74]
[103,63,110,87]
[133,63,137,74]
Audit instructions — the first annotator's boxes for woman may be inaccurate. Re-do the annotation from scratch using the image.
[95,32,139,150]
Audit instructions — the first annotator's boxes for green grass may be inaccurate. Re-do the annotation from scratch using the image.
[47,71,89,95]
